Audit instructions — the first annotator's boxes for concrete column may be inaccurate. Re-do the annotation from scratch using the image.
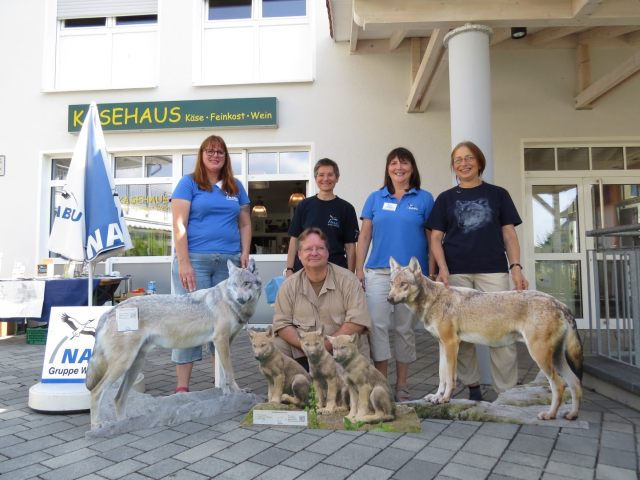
[444,24,494,182]
[444,24,494,385]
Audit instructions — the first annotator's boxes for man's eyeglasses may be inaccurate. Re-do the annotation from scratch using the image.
[302,246,327,254]
[453,155,476,165]
[204,149,225,157]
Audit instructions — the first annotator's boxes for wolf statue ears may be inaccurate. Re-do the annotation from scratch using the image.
[389,256,422,276]
[227,257,256,273]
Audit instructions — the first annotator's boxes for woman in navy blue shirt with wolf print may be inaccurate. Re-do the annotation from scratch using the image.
[356,147,434,402]
[170,134,251,394]
[426,140,528,402]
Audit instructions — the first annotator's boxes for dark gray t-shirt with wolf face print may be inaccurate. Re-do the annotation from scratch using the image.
[426,182,522,274]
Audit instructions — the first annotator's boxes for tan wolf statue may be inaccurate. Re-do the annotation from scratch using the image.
[388,257,583,420]
[299,328,349,414]
[328,334,395,423]
[247,326,311,407]
[86,259,262,428]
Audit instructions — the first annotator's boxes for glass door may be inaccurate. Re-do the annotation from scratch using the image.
[526,176,640,328]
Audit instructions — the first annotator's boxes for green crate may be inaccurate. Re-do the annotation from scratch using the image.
[26,327,48,345]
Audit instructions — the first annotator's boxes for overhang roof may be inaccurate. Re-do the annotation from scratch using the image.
[327,0,640,111]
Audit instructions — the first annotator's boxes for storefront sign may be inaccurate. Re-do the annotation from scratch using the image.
[68,98,277,132]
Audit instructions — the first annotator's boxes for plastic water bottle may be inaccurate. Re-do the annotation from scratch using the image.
[147,280,157,295]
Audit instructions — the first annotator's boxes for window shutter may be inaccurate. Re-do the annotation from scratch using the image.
[57,0,158,19]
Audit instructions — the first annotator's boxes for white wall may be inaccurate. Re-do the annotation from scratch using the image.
[1,0,639,278]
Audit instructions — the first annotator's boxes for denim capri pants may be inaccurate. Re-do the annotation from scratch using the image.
[171,252,240,364]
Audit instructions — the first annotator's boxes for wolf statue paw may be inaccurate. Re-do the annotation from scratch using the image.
[424,393,446,404]
[537,410,556,420]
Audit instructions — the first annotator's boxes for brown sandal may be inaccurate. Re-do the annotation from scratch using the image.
[395,385,410,402]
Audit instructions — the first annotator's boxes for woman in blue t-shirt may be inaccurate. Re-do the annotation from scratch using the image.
[356,147,434,402]
[170,135,251,393]
[426,140,528,401]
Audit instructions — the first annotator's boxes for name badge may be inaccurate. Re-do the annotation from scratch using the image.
[382,202,397,212]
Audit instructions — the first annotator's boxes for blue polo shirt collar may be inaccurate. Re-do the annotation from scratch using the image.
[381,186,418,198]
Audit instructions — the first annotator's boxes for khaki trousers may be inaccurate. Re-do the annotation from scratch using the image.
[449,273,518,393]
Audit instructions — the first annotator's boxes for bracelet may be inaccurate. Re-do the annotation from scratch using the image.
[285,267,294,271]
[509,263,523,271]
[428,274,437,280]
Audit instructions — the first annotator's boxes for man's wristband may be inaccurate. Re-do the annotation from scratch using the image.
[285,267,294,271]
[509,263,522,271]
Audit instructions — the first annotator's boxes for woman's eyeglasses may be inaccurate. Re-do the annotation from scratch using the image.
[453,155,476,165]
[204,149,225,157]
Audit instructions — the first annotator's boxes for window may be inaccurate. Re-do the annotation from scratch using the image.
[199,0,312,85]
[207,0,305,20]
[47,1,159,91]
[113,155,173,257]
[525,145,640,172]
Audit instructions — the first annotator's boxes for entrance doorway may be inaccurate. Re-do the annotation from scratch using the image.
[525,176,640,328]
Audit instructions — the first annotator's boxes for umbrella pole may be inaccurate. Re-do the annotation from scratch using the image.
[88,261,94,307]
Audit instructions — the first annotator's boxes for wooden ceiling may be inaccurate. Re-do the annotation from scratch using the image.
[327,0,640,112]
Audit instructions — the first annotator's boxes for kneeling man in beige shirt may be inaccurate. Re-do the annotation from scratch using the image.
[272,227,371,364]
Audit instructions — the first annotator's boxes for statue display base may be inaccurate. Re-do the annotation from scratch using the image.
[243,402,422,433]
[408,373,589,429]
[29,374,145,414]
[87,386,262,438]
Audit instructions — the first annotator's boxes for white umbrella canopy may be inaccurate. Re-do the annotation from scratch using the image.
[48,102,132,304]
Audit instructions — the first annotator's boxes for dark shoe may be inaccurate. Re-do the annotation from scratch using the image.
[468,385,483,401]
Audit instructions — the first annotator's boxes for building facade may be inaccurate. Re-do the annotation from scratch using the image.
[1,0,639,324]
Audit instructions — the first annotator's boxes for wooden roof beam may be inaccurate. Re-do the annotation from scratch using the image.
[529,27,588,46]
[578,26,640,43]
[572,0,603,18]
[575,50,640,108]
[389,30,408,50]
[352,0,640,28]
[406,29,447,113]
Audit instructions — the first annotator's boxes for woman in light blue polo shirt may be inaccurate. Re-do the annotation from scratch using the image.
[170,134,251,393]
[356,147,434,402]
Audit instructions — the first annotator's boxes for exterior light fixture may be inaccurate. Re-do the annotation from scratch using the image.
[511,27,527,39]
[288,183,306,207]
[251,198,267,217]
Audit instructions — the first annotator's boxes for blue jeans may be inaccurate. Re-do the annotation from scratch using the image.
[171,252,240,364]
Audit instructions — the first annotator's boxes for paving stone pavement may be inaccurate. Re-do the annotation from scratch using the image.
[1,330,639,479]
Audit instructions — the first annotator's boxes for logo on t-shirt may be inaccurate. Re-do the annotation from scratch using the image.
[455,199,492,233]
[225,195,239,201]
[407,203,419,211]
[327,214,340,228]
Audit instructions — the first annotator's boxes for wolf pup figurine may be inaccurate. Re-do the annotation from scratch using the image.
[388,256,583,420]
[299,328,349,414]
[328,334,395,423]
[86,259,261,428]
[248,326,311,407]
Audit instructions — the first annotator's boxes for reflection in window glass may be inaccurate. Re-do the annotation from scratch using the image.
[230,152,242,175]
[626,147,640,169]
[592,183,640,248]
[182,154,196,176]
[557,147,589,170]
[535,260,582,318]
[115,156,143,178]
[279,151,308,174]
[532,185,579,254]
[63,17,106,28]
[263,0,306,17]
[524,148,554,171]
[592,147,623,170]
[208,0,251,20]
[116,184,172,256]
[115,15,158,25]
[51,158,71,180]
[249,152,277,174]
[145,155,172,177]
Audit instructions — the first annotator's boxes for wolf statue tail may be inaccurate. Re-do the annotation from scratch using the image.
[562,305,584,381]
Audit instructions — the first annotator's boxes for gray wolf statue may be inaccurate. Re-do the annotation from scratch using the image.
[86,259,261,428]
[247,326,311,407]
[328,334,395,423]
[299,328,349,414]
[387,257,583,420]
